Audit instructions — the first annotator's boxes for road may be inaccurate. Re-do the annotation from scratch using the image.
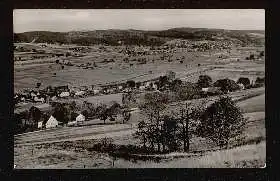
[15,123,136,146]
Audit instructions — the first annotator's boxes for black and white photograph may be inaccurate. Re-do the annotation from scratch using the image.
[13,9,265,168]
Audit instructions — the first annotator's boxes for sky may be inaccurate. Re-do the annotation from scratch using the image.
[13,9,265,33]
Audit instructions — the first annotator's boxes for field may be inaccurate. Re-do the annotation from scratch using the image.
[14,87,265,168]
[14,42,264,92]
[14,29,265,168]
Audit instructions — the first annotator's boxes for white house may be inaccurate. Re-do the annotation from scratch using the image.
[238,83,245,90]
[75,91,85,96]
[76,114,85,123]
[60,91,70,97]
[38,121,43,129]
[93,89,100,95]
[202,88,209,92]
[139,85,145,91]
[31,92,37,97]
[34,96,45,103]
[51,96,57,101]
[118,86,123,90]
[46,115,58,129]
[67,121,77,127]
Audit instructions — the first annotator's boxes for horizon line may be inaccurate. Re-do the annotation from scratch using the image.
[14,27,265,34]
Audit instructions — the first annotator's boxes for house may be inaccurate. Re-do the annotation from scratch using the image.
[75,90,85,96]
[76,114,85,124]
[238,83,245,90]
[51,96,57,101]
[59,91,70,97]
[54,85,69,94]
[38,121,43,129]
[34,96,45,103]
[45,115,58,129]
[30,91,37,98]
[93,89,100,95]
[201,87,222,96]
[139,85,145,91]
[67,121,77,127]
[202,87,209,92]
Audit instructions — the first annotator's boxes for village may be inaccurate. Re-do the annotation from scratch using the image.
[13,16,265,168]
[14,40,265,133]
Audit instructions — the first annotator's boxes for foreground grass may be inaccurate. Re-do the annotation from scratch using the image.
[14,141,265,168]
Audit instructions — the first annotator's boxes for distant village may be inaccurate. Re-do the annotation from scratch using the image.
[14,39,265,134]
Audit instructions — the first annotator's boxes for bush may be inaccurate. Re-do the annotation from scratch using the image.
[237,77,251,88]
[197,96,246,148]
[214,78,240,93]
[197,75,212,88]
[126,80,136,88]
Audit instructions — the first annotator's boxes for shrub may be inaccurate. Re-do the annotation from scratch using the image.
[237,77,251,88]
[126,80,136,88]
[214,78,240,93]
[197,96,246,148]
[197,75,212,88]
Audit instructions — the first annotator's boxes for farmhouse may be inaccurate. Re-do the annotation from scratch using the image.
[201,87,222,96]
[238,83,245,90]
[59,91,70,98]
[75,90,85,97]
[45,115,58,129]
[54,85,69,94]
[76,114,86,123]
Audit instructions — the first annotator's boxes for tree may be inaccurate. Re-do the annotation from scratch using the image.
[61,65,64,70]
[255,77,265,87]
[249,54,255,60]
[259,51,264,57]
[36,82,41,89]
[167,71,176,81]
[161,115,180,152]
[139,92,169,152]
[28,106,42,126]
[197,75,212,88]
[126,80,136,88]
[96,104,108,124]
[56,59,59,64]
[134,121,148,149]
[214,78,240,93]
[169,79,182,92]
[52,102,69,124]
[197,96,246,149]
[155,75,169,90]
[122,109,131,124]
[237,77,251,88]
[122,91,137,107]
[136,82,141,89]
[107,102,122,121]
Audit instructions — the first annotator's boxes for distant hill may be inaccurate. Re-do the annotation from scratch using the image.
[14,28,265,46]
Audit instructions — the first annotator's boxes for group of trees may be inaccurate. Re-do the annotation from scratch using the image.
[80,101,130,124]
[135,92,246,153]
[196,74,262,92]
